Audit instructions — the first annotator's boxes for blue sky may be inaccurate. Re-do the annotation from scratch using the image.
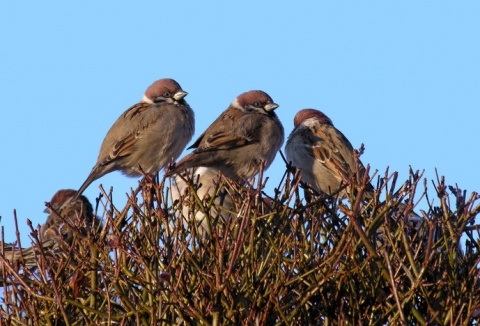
[1,2,479,244]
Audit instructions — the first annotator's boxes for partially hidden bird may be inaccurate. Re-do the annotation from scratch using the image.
[286,108,420,228]
[0,189,98,281]
[171,167,235,235]
[286,108,374,199]
[41,189,97,245]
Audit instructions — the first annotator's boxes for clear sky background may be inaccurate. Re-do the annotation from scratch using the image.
[1,2,479,245]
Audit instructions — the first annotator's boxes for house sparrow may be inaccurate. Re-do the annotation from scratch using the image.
[76,78,195,197]
[285,108,374,198]
[171,167,235,235]
[168,90,284,181]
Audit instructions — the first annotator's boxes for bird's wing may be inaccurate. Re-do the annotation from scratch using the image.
[106,132,139,162]
[98,103,154,165]
[193,111,258,153]
[304,125,356,183]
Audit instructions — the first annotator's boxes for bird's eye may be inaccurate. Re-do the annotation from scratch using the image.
[253,102,262,108]
[163,92,171,97]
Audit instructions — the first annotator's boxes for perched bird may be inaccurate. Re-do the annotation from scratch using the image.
[76,78,195,197]
[0,190,97,281]
[168,90,284,181]
[171,167,235,235]
[286,109,421,228]
[41,189,97,245]
[285,108,373,198]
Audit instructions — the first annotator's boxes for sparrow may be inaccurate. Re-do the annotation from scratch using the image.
[286,109,420,207]
[168,90,284,181]
[285,108,374,198]
[171,167,234,235]
[42,189,97,245]
[76,78,195,197]
[286,109,422,241]
[0,189,97,278]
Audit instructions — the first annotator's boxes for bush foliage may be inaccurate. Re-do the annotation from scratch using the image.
[1,165,479,325]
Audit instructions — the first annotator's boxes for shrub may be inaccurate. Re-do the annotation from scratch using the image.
[1,167,479,325]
